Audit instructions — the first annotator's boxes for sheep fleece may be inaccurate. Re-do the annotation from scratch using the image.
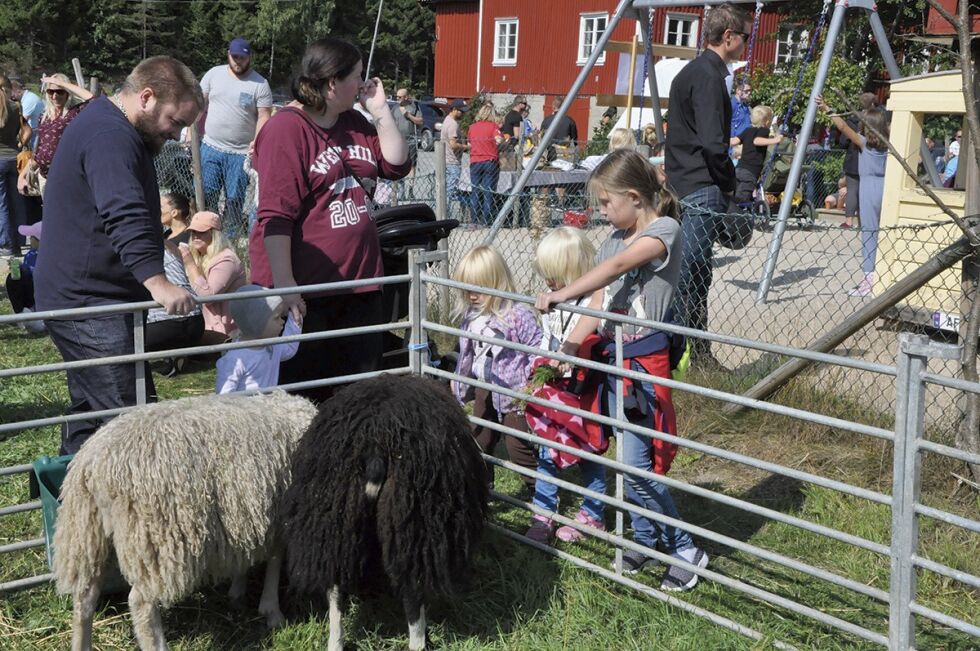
[54,392,317,606]
[281,374,489,597]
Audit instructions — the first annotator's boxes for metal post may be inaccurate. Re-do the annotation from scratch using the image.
[189,124,206,213]
[408,248,425,374]
[888,334,960,649]
[133,311,147,405]
[484,0,635,244]
[755,0,847,304]
[614,324,625,573]
[638,8,665,143]
[866,10,943,188]
[435,140,448,220]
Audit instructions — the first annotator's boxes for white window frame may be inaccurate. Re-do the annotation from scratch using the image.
[578,12,608,65]
[493,18,519,66]
[664,13,698,48]
[775,26,809,68]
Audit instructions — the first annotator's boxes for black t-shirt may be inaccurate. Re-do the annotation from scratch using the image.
[737,126,769,176]
[540,114,578,145]
[502,110,523,139]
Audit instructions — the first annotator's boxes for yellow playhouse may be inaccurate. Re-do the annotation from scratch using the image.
[878,69,968,332]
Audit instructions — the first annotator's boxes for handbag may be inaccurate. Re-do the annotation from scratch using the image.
[18,153,41,197]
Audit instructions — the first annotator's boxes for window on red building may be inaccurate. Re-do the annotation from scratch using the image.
[494,18,519,66]
[578,13,608,64]
[665,14,698,48]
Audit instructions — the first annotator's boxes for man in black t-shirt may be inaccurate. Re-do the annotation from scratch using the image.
[732,105,783,203]
[502,95,527,150]
[540,96,578,146]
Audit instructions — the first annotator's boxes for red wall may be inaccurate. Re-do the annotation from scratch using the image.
[433,3,480,99]
[926,0,980,34]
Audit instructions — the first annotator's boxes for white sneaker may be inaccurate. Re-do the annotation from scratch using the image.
[20,308,46,334]
[847,273,874,298]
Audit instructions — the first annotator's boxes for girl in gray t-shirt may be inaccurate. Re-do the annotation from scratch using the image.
[535,149,708,592]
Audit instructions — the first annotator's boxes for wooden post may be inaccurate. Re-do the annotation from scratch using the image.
[71,59,84,88]
[189,124,206,213]
[625,36,639,131]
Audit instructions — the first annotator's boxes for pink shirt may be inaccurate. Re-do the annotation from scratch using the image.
[249,108,411,296]
[192,247,246,335]
[468,121,500,164]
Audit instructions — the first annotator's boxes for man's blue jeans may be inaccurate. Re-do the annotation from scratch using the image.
[201,142,248,237]
[531,447,607,522]
[446,164,464,221]
[469,161,499,226]
[45,313,156,454]
[673,185,729,354]
[0,157,26,253]
[610,359,694,554]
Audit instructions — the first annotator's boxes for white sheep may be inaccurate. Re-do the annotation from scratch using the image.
[53,391,317,651]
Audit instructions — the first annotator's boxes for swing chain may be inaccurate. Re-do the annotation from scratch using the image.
[738,0,765,89]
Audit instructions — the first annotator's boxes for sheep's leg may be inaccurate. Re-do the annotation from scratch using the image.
[71,566,104,651]
[128,585,168,651]
[327,585,344,651]
[403,594,427,651]
[228,573,247,604]
[258,552,285,628]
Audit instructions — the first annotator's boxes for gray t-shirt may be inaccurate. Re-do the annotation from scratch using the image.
[596,217,681,341]
[442,114,461,166]
[201,65,273,154]
[392,102,421,141]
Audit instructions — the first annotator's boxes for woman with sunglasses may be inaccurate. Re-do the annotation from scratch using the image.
[17,74,93,198]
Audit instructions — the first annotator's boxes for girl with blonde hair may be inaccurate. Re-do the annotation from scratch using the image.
[607,127,635,152]
[451,245,542,488]
[179,211,247,343]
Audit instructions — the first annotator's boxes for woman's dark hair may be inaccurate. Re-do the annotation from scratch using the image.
[861,107,890,152]
[163,192,191,219]
[291,37,362,113]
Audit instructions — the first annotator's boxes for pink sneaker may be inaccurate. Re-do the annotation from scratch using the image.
[525,515,555,544]
[555,510,606,543]
[847,272,874,298]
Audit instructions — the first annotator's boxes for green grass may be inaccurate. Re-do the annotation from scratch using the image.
[1,299,979,650]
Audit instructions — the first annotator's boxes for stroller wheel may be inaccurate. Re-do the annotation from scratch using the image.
[752,199,772,231]
[795,200,816,229]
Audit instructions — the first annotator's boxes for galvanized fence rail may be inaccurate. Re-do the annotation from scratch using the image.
[1,251,978,649]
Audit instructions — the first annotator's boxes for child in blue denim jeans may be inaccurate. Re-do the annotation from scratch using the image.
[536,149,707,592]
[525,226,608,544]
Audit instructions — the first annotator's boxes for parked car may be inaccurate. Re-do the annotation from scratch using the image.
[416,100,447,152]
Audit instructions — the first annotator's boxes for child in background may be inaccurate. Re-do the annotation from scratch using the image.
[732,105,784,204]
[6,222,45,333]
[451,245,543,490]
[216,284,301,394]
[526,227,608,543]
[824,176,848,210]
[649,142,667,186]
[607,128,636,152]
[536,149,707,591]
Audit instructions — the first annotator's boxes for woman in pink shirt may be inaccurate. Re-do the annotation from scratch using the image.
[467,103,503,225]
[179,211,246,344]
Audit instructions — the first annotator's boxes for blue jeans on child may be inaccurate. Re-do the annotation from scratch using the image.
[609,358,694,554]
[531,447,607,521]
[201,142,248,237]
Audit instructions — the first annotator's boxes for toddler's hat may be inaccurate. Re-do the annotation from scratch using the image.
[230,284,284,340]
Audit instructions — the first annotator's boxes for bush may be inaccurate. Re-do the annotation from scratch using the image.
[751,55,865,130]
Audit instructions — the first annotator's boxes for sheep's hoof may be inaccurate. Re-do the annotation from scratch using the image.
[262,608,286,629]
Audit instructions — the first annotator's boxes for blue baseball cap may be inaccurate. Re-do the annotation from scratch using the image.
[229,37,252,57]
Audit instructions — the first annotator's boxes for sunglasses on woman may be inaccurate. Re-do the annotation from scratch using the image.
[46,89,67,97]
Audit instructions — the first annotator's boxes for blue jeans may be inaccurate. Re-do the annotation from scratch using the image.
[532,447,607,521]
[446,164,463,221]
[608,358,693,553]
[469,161,499,225]
[673,185,729,351]
[201,142,248,237]
[45,313,156,454]
[0,157,26,252]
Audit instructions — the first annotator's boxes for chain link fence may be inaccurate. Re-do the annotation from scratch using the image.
[154,141,974,440]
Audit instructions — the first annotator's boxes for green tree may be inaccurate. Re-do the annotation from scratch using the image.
[750,55,865,130]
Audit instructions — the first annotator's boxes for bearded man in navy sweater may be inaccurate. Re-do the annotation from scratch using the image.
[35,56,204,454]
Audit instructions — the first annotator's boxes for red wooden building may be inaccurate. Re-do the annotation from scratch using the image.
[423,0,808,137]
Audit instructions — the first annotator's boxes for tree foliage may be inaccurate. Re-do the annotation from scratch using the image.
[0,0,434,95]
[750,55,865,130]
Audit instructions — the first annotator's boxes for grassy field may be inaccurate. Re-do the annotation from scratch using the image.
[1,300,979,650]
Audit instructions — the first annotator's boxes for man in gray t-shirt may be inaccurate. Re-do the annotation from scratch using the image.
[199,37,273,234]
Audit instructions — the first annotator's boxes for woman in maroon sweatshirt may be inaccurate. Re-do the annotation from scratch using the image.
[249,37,410,402]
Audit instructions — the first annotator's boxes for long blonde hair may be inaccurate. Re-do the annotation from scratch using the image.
[534,226,596,288]
[588,148,680,226]
[190,228,235,273]
[43,74,79,122]
[452,245,516,319]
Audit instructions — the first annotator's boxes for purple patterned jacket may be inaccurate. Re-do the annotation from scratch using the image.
[452,302,543,414]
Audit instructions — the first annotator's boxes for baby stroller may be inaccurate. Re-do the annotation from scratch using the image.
[374,203,458,369]
[748,138,816,231]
